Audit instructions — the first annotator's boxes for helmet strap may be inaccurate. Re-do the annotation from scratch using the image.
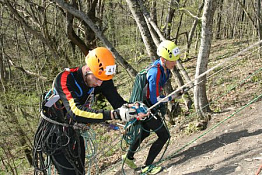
[83,66,93,86]
[160,57,168,70]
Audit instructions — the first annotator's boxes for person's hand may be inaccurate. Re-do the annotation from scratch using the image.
[112,104,137,121]
[136,111,150,120]
[171,87,189,99]
[171,91,183,99]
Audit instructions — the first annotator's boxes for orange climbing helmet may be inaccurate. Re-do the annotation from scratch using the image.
[157,40,180,61]
[85,47,116,81]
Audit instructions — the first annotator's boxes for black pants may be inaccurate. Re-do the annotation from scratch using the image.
[51,135,85,175]
[127,115,170,166]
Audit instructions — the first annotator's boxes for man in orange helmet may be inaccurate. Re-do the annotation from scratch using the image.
[33,47,137,175]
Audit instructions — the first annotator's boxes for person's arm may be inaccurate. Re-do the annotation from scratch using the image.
[95,79,127,109]
[147,67,162,104]
[95,79,137,121]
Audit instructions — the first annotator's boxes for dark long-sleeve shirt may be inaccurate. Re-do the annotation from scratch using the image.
[54,67,126,123]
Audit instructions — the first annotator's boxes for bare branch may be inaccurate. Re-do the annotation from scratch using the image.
[7,58,47,80]
[179,8,202,21]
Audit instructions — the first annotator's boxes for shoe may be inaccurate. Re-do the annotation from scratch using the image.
[141,165,162,174]
[122,154,137,169]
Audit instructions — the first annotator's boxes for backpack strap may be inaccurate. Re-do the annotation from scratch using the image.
[146,63,161,100]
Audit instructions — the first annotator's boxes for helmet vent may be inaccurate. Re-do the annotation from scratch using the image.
[164,47,172,59]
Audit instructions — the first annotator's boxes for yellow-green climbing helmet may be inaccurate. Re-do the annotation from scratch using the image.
[157,40,180,61]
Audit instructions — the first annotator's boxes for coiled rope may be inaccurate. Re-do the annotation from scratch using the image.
[33,111,96,175]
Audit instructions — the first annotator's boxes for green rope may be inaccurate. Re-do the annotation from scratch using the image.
[155,92,262,167]
[122,119,140,147]
[181,66,262,126]
[120,113,171,175]
[81,129,98,175]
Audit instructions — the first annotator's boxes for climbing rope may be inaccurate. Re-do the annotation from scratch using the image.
[179,66,262,128]
[40,111,90,130]
[33,106,96,175]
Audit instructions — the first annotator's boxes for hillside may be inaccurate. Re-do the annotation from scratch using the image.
[102,40,262,175]
[108,100,262,175]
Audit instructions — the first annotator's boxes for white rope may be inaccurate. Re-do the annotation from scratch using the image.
[148,40,262,110]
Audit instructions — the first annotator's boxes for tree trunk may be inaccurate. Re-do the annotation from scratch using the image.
[0,32,5,92]
[257,0,262,55]
[164,0,178,39]
[194,0,218,120]
[66,0,89,55]
[126,0,157,61]
[187,1,204,54]
[147,1,160,46]
[215,0,224,39]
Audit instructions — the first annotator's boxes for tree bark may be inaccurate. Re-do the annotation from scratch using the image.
[66,0,89,55]
[186,1,204,54]
[194,0,218,120]
[215,0,223,39]
[164,0,179,39]
[257,0,262,52]
[126,0,157,61]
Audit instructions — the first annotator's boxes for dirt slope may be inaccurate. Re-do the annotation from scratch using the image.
[105,40,262,175]
[157,100,262,175]
[107,98,262,175]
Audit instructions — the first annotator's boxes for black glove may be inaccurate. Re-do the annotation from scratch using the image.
[112,104,137,121]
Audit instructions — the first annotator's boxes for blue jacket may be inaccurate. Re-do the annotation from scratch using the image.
[146,59,171,105]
